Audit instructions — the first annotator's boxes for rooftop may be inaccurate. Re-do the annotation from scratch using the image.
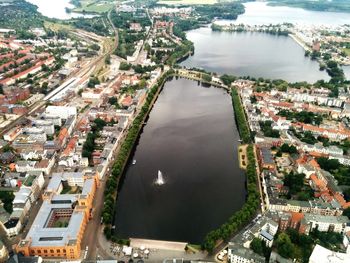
[304,214,350,224]
[24,201,84,247]
[228,243,264,263]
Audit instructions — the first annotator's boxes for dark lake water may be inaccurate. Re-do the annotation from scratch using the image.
[114,78,246,243]
[181,27,329,83]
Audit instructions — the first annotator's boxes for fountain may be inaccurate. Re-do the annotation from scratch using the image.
[155,170,165,186]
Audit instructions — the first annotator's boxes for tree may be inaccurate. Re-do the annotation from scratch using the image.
[280,143,297,154]
[220,74,236,86]
[119,62,132,71]
[344,188,350,202]
[2,144,13,153]
[202,73,212,82]
[105,55,111,65]
[94,118,107,131]
[88,76,100,88]
[344,207,350,219]
[317,157,340,171]
[250,238,263,255]
[109,97,118,105]
[89,43,100,51]
[276,233,295,259]
[284,172,305,196]
[41,82,48,91]
[259,121,280,138]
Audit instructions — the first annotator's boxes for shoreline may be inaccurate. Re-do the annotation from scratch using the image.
[288,33,311,52]
[107,71,252,248]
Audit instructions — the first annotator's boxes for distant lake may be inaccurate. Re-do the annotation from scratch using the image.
[25,0,96,20]
[216,2,350,26]
[181,27,329,83]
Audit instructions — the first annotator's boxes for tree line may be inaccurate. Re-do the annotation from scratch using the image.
[231,88,251,144]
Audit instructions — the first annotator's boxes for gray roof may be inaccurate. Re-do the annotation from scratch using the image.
[228,243,265,262]
[304,214,350,225]
[24,201,85,247]
[82,178,94,196]
[260,230,274,241]
[261,147,274,165]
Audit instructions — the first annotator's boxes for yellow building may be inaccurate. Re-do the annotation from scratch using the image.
[16,171,98,259]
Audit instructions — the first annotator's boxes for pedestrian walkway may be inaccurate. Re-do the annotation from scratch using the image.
[130,238,187,251]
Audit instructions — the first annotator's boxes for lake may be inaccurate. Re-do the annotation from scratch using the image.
[25,0,95,20]
[114,78,246,243]
[226,2,350,26]
[181,27,329,83]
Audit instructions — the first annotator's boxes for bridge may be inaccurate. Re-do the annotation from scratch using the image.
[175,68,230,90]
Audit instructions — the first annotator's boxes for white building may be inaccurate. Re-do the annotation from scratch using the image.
[304,214,350,234]
[228,243,265,263]
[302,143,343,156]
[33,119,55,135]
[258,220,278,247]
[13,188,31,214]
[22,127,47,142]
[3,127,22,142]
[309,244,350,263]
[45,106,77,120]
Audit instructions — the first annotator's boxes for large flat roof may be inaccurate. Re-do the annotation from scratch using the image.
[25,201,84,247]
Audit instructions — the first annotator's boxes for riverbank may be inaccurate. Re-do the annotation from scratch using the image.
[103,67,256,249]
[69,0,114,14]
[289,33,311,52]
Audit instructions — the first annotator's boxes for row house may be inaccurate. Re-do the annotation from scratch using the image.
[269,199,343,216]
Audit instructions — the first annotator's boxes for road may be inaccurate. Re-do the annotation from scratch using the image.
[80,6,121,262]
[82,125,130,261]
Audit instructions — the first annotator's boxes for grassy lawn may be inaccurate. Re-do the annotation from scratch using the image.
[44,21,73,32]
[73,0,115,13]
[342,48,350,56]
[238,144,248,170]
[158,0,217,5]
[61,185,82,195]
[52,218,70,228]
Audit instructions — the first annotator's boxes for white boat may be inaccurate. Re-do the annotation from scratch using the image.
[155,170,165,185]
[132,160,136,165]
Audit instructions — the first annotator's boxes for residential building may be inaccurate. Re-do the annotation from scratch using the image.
[45,106,77,120]
[304,214,350,234]
[228,243,265,263]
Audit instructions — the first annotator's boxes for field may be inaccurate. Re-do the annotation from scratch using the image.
[342,48,350,56]
[44,21,73,32]
[73,0,115,13]
[157,0,218,5]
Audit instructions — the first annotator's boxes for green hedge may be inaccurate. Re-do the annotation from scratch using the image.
[231,88,251,144]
